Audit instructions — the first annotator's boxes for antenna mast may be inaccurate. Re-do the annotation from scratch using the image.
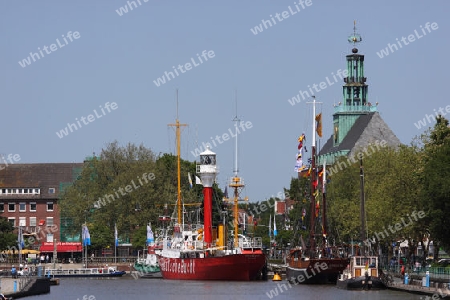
[233,90,239,177]
[223,90,248,248]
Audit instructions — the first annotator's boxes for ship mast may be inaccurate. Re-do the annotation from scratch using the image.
[224,92,247,248]
[232,92,241,248]
[306,96,321,257]
[359,158,366,256]
[168,90,188,225]
[322,159,327,257]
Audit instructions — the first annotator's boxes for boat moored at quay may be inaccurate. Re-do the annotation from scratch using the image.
[44,266,126,278]
[157,112,267,281]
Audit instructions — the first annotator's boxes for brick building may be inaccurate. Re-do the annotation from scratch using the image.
[275,198,296,230]
[0,163,83,253]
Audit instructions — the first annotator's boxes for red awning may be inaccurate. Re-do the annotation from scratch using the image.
[40,242,82,253]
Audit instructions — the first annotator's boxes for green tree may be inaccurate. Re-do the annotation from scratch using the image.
[327,143,424,259]
[421,116,450,254]
[60,141,222,251]
[0,217,16,251]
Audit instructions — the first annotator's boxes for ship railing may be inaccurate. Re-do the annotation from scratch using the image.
[239,237,262,249]
[180,224,203,232]
[252,237,263,248]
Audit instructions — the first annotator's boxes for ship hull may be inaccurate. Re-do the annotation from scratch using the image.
[336,276,386,290]
[43,272,126,278]
[158,253,266,281]
[286,258,348,284]
[133,262,160,274]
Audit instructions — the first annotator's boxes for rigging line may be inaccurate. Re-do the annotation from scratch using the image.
[167,126,173,156]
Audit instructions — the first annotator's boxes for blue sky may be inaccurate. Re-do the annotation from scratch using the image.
[1,0,448,203]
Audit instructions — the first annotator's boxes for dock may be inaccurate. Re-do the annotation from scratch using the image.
[385,272,450,299]
[0,277,51,299]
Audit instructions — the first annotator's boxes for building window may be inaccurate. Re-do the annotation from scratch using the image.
[7,189,11,194]
[19,202,26,212]
[30,202,36,212]
[1,189,5,194]
[46,233,53,243]
[30,217,37,227]
[8,218,15,227]
[34,188,40,194]
[47,202,54,212]
[46,217,53,227]
[8,203,15,212]
[19,217,26,227]
[49,188,55,194]
[0,203,3,212]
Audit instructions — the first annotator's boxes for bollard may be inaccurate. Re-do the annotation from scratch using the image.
[425,271,430,287]
[14,280,17,292]
[404,273,409,285]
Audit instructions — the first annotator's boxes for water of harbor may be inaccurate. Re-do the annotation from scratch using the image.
[25,276,425,300]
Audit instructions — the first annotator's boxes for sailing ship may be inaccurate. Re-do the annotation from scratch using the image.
[336,158,386,290]
[156,110,267,281]
[286,96,349,284]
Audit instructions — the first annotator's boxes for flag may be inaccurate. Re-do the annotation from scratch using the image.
[147,224,154,245]
[195,176,202,185]
[298,133,307,152]
[82,225,91,246]
[114,223,118,247]
[295,141,307,172]
[273,216,278,237]
[269,214,271,238]
[315,113,322,137]
[307,166,312,177]
[18,226,24,249]
[297,133,305,150]
[188,172,193,189]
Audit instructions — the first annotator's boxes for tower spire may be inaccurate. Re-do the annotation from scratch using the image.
[348,20,362,51]
[331,22,377,147]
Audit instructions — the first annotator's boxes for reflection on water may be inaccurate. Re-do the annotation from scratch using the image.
[27,276,416,300]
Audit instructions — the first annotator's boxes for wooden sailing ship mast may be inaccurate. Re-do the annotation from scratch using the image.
[306,95,326,257]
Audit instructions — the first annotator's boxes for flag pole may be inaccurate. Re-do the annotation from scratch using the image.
[81,226,84,267]
[18,226,22,267]
[114,223,117,264]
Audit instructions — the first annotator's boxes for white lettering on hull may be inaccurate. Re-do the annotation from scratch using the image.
[160,259,196,275]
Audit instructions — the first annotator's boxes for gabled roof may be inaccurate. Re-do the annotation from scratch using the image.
[319,113,375,155]
[319,112,401,157]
